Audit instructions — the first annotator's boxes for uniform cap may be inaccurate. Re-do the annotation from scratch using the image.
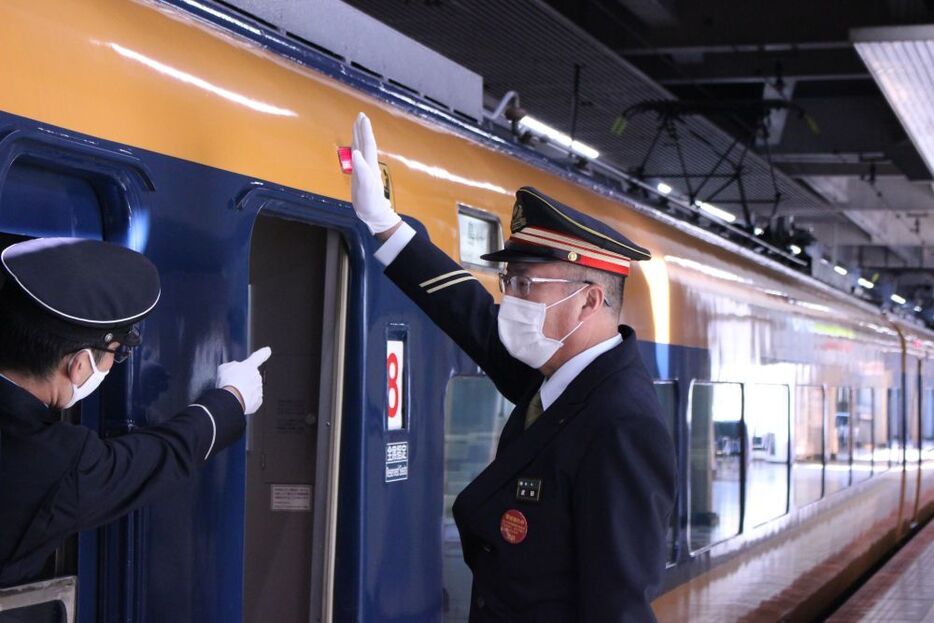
[481,187,650,276]
[0,238,160,344]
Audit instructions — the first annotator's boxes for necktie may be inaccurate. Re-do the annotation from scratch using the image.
[524,390,543,429]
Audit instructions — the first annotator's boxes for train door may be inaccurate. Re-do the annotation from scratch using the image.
[244,214,347,623]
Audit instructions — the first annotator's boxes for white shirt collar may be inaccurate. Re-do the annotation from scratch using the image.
[539,333,623,411]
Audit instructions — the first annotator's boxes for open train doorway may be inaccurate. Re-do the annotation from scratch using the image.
[244,214,348,623]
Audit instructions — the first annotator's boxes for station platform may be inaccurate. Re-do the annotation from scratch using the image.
[828,520,934,622]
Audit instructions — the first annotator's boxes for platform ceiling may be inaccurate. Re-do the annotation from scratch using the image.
[339,0,934,309]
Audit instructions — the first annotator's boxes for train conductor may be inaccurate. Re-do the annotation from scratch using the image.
[350,114,676,622]
[0,238,270,588]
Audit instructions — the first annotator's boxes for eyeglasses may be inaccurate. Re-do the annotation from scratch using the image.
[73,343,135,364]
[498,272,611,307]
[498,272,593,298]
[99,343,134,364]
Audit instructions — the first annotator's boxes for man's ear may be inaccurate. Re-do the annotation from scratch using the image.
[65,351,87,384]
[579,284,605,320]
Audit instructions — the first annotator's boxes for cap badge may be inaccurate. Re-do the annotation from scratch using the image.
[510,201,527,233]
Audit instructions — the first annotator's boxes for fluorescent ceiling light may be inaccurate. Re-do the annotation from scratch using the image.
[694,200,736,223]
[789,244,802,255]
[853,25,934,178]
[857,277,875,289]
[517,115,600,160]
[656,182,672,195]
[891,293,907,305]
[834,265,848,276]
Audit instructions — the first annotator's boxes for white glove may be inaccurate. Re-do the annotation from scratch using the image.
[216,346,272,415]
[351,112,401,234]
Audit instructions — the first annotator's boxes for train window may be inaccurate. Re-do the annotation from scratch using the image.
[793,385,824,507]
[653,381,678,563]
[457,204,502,270]
[873,390,890,470]
[852,389,874,482]
[887,388,903,456]
[0,160,104,238]
[826,387,852,494]
[744,384,789,527]
[442,376,512,621]
[907,381,920,457]
[689,381,742,552]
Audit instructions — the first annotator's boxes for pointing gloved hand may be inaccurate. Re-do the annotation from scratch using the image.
[351,112,401,235]
[216,346,272,415]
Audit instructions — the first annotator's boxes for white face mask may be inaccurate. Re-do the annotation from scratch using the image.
[498,285,587,369]
[63,349,109,409]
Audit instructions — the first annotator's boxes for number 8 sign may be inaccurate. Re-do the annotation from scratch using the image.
[386,339,405,430]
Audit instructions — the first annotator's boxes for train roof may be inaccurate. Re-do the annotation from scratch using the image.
[164,0,934,344]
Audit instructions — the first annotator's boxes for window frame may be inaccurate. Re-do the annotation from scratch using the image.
[456,203,503,272]
[652,379,680,566]
[743,383,791,529]
[824,386,854,495]
[792,384,827,508]
[852,387,875,482]
[686,379,745,555]
[0,141,148,597]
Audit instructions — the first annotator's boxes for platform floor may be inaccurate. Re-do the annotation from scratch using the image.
[828,519,934,622]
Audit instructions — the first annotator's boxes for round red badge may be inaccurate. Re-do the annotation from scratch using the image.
[500,509,528,544]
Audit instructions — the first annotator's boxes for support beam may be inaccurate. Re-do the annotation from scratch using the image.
[776,161,903,177]
[618,41,856,56]
[624,47,869,85]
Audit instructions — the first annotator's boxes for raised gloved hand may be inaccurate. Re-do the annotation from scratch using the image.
[216,346,272,415]
[351,112,401,235]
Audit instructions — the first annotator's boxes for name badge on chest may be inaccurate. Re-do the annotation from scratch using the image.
[515,477,542,503]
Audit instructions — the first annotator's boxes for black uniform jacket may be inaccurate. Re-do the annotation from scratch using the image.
[0,377,244,587]
[384,233,676,623]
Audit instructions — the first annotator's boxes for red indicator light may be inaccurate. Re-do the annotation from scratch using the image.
[337,146,353,174]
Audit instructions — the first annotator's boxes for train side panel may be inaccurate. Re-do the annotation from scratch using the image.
[3,1,934,622]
